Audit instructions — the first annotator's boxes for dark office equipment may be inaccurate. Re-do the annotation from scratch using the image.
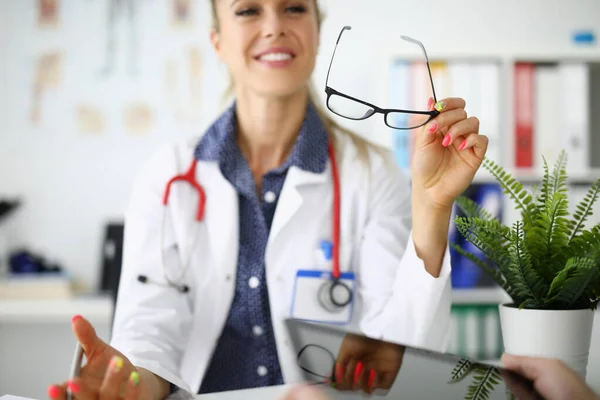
[99,222,125,311]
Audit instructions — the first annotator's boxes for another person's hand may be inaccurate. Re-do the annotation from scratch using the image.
[411,96,488,210]
[47,315,167,400]
[281,385,332,400]
[501,353,600,400]
[333,333,405,395]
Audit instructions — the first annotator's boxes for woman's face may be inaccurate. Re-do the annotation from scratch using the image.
[211,0,320,99]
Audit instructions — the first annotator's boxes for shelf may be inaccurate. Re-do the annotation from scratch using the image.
[451,287,511,305]
[0,294,113,324]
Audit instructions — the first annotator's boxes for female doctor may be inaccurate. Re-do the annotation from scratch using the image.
[48,0,488,399]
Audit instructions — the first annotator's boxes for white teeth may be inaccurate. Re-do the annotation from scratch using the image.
[259,52,292,61]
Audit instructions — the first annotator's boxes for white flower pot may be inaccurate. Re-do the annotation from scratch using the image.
[499,303,596,378]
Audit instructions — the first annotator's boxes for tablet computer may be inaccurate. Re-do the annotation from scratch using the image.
[285,318,542,399]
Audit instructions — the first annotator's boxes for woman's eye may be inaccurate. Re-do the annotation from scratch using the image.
[235,7,259,16]
[286,5,307,13]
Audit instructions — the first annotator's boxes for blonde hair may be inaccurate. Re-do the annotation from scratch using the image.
[209,0,383,163]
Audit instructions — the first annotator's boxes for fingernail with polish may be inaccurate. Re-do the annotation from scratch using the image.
[427,97,434,110]
[354,362,363,384]
[47,385,60,399]
[435,100,446,112]
[458,140,467,151]
[335,363,344,383]
[368,369,376,388]
[72,315,82,323]
[427,121,438,134]
[442,134,452,147]
[67,381,80,394]
[110,356,124,373]
[129,371,140,387]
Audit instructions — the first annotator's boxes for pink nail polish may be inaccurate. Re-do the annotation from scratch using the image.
[427,121,438,134]
[336,364,344,383]
[67,381,80,394]
[458,141,467,151]
[442,134,452,147]
[368,369,376,388]
[427,97,434,110]
[48,385,60,399]
[72,315,82,323]
[354,362,363,384]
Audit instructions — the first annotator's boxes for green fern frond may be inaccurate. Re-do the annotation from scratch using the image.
[538,156,552,210]
[455,196,495,221]
[482,158,538,229]
[453,217,512,268]
[449,358,474,383]
[464,366,501,400]
[567,178,600,244]
[546,257,597,309]
[526,192,570,277]
[568,225,600,260]
[507,222,548,308]
[451,243,518,301]
[550,150,569,198]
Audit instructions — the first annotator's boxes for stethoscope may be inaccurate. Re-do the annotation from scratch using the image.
[137,141,353,310]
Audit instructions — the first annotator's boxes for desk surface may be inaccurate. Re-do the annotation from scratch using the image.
[193,384,295,399]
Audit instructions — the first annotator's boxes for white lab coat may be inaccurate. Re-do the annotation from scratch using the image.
[110,129,452,394]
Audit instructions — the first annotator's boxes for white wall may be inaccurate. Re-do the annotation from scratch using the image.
[1,0,600,290]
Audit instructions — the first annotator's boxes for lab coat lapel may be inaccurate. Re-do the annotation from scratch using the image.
[200,162,239,280]
[267,166,328,262]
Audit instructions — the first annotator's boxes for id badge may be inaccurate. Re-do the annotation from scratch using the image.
[290,270,355,325]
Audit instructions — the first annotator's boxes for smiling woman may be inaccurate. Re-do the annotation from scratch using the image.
[47,0,488,398]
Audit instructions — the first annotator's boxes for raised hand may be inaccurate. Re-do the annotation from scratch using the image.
[47,315,164,400]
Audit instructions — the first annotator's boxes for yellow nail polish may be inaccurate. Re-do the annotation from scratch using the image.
[129,371,140,386]
[434,101,446,112]
[110,356,124,373]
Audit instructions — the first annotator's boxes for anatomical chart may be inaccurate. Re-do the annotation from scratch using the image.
[16,0,205,137]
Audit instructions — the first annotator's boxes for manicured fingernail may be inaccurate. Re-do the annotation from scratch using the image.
[72,315,82,323]
[67,381,80,393]
[354,362,363,384]
[129,371,140,386]
[434,100,446,111]
[458,140,467,151]
[368,369,376,388]
[427,120,438,134]
[335,363,344,383]
[110,355,124,373]
[48,385,60,398]
[427,97,434,110]
[442,134,452,147]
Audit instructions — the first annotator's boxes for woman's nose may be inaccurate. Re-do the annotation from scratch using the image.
[261,12,286,38]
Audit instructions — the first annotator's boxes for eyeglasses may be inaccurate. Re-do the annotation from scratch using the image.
[324,25,440,130]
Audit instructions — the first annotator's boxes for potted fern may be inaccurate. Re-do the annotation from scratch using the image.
[451,150,600,381]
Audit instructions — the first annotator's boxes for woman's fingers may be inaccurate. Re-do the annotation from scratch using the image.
[66,378,96,400]
[423,108,468,137]
[443,116,480,147]
[99,355,128,400]
[433,97,467,113]
[362,368,378,394]
[351,361,365,391]
[457,134,489,159]
[47,383,67,400]
[122,371,142,400]
[72,315,106,359]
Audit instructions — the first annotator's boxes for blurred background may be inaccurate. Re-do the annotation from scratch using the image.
[1,0,599,398]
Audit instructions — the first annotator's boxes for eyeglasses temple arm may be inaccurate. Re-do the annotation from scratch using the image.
[400,35,438,103]
[325,26,351,88]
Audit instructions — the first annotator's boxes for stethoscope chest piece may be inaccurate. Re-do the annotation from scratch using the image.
[318,278,352,313]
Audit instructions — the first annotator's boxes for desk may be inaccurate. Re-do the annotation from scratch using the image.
[193,384,295,400]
